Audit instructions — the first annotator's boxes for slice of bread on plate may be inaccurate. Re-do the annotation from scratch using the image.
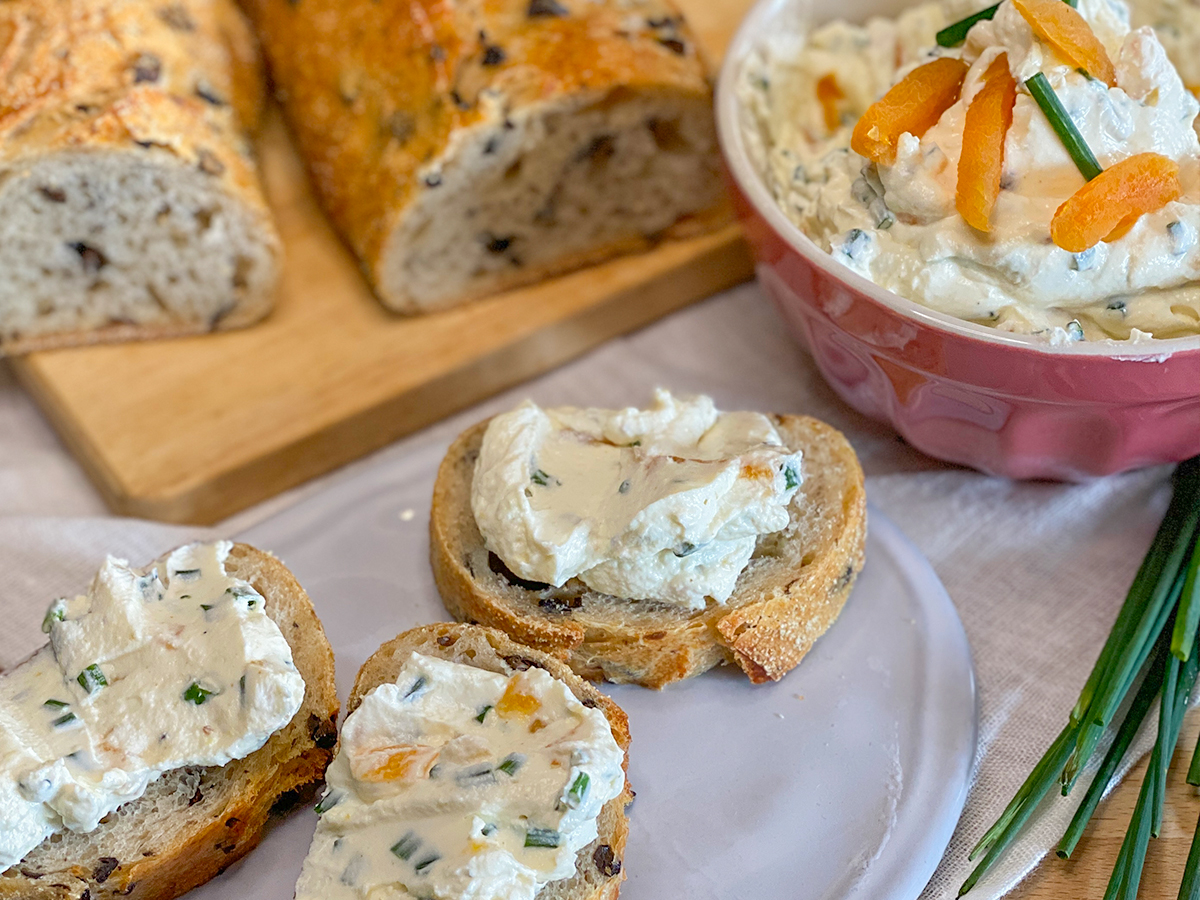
[245,0,728,314]
[347,622,632,900]
[0,0,281,356]
[432,414,866,689]
[0,543,338,900]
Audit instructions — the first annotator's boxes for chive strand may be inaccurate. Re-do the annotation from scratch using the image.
[959,725,1079,895]
[1153,653,1181,837]
[1103,755,1157,900]
[1025,73,1103,181]
[1172,528,1200,661]
[1070,468,1197,723]
[935,3,999,47]
[1179,808,1200,900]
[1058,644,1168,858]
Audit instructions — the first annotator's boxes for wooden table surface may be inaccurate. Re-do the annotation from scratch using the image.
[1006,711,1200,899]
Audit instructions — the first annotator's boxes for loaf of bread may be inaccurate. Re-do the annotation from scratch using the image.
[0,543,339,900]
[0,0,281,355]
[431,414,868,689]
[349,623,633,900]
[245,0,728,313]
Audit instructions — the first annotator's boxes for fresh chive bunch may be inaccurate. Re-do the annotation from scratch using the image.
[961,457,1200,899]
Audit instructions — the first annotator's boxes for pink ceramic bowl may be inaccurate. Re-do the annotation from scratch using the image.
[716,0,1200,480]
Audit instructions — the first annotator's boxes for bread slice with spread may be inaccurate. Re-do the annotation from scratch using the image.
[0,542,338,900]
[294,623,632,900]
[431,393,867,689]
[0,0,281,355]
[244,0,728,313]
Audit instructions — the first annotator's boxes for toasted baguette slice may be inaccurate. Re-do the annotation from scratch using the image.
[431,415,867,689]
[349,623,633,900]
[0,543,339,900]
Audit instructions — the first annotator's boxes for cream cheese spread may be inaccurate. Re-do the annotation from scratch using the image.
[294,653,625,900]
[741,0,1200,340]
[470,389,803,610]
[0,541,305,870]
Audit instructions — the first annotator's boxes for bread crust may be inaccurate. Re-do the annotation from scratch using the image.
[244,0,728,313]
[0,0,280,356]
[0,543,339,900]
[431,415,867,688]
[348,622,633,900]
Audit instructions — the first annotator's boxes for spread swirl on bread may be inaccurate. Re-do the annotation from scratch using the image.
[471,389,804,609]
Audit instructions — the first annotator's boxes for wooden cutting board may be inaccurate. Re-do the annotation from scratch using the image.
[9,0,756,526]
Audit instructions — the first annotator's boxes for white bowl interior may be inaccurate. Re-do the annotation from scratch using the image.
[716,0,1200,359]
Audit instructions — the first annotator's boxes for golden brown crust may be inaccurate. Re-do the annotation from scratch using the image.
[0,543,339,900]
[244,0,723,310]
[431,414,868,688]
[349,622,633,900]
[0,0,279,356]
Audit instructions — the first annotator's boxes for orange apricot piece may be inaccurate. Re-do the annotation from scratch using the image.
[1012,0,1115,86]
[956,54,1018,232]
[1050,152,1181,251]
[851,57,969,165]
[816,73,845,132]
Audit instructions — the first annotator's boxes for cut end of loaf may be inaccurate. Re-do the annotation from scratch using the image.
[378,87,727,313]
[0,150,279,353]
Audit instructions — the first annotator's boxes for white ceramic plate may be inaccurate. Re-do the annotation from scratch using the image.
[189,446,977,900]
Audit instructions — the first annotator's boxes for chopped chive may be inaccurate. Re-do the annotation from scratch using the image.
[618,480,631,494]
[183,682,217,705]
[565,771,590,809]
[475,705,492,723]
[43,698,70,709]
[414,853,440,872]
[531,469,550,486]
[1025,73,1102,181]
[784,464,800,490]
[315,791,342,815]
[481,823,497,836]
[77,664,107,693]
[403,676,428,699]
[173,568,201,579]
[52,712,77,728]
[628,440,641,447]
[200,604,213,611]
[497,753,524,776]
[391,832,421,860]
[524,828,561,849]
[42,603,66,633]
[935,2,999,47]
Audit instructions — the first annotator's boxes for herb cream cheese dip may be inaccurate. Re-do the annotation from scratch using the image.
[470,389,803,610]
[741,0,1200,340]
[295,653,625,900]
[0,541,305,870]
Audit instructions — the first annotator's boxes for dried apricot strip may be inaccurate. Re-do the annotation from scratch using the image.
[851,57,969,165]
[956,54,1018,232]
[816,73,845,132]
[1012,0,1115,86]
[1050,152,1181,251]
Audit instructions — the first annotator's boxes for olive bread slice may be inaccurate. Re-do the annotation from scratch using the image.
[431,415,867,689]
[348,623,633,900]
[0,543,339,900]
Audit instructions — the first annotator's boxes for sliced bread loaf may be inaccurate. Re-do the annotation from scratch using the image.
[431,415,867,689]
[245,0,728,313]
[349,623,633,900]
[0,543,339,900]
[0,0,281,355]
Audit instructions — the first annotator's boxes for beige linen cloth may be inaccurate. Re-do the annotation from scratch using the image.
[0,283,1174,898]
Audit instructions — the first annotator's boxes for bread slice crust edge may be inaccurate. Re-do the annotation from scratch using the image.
[430,415,867,689]
[0,542,339,900]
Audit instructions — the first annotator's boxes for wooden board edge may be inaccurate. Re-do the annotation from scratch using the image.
[21,231,752,525]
